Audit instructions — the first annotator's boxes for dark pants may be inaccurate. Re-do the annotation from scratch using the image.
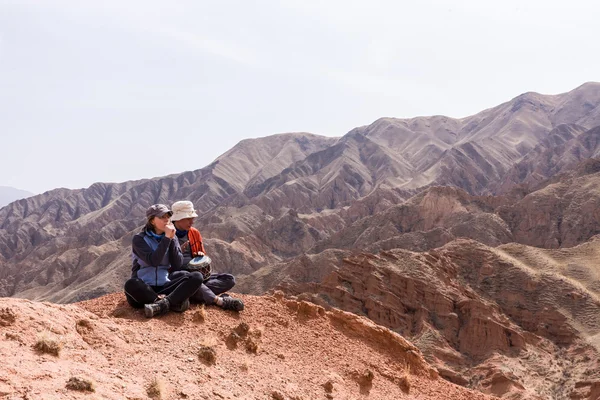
[170,271,236,305]
[124,271,204,308]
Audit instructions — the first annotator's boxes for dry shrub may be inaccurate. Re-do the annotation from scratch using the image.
[192,305,206,323]
[66,377,95,392]
[111,307,130,318]
[271,390,284,400]
[226,322,251,349]
[251,327,263,338]
[399,364,411,394]
[361,369,374,384]
[0,307,17,327]
[33,332,63,356]
[234,322,250,337]
[147,376,165,399]
[245,337,259,354]
[198,345,217,365]
[239,358,250,372]
[246,326,262,353]
[351,369,374,395]
[225,323,260,353]
[226,331,242,349]
[297,301,325,320]
[76,319,92,328]
[75,319,93,335]
[5,332,23,343]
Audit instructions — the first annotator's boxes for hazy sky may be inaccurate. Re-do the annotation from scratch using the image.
[1,0,598,194]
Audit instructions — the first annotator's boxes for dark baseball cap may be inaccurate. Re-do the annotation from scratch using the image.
[146,204,173,218]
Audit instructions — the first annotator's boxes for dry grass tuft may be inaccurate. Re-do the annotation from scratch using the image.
[147,376,165,399]
[239,358,250,372]
[33,332,63,356]
[192,305,206,323]
[198,345,217,365]
[199,335,218,347]
[66,377,95,392]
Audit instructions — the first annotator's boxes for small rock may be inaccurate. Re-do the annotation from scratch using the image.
[272,390,285,400]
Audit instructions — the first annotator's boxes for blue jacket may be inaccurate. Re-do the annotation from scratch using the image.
[131,228,184,286]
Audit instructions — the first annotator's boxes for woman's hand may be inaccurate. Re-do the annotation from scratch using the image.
[165,223,176,239]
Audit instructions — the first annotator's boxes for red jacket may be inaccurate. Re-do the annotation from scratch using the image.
[187,227,206,256]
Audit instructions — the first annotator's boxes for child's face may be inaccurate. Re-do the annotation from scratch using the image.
[174,217,195,231]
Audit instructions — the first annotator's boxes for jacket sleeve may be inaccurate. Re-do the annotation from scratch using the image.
[199,233,206,254]
[191,227,207,255]
[132,235,172,267]
[168,238,184,271]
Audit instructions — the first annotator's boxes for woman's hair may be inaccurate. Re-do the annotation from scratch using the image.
[145,216,156,232]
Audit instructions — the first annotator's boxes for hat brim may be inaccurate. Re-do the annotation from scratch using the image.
[159,211,173,217]
[171,211,198,221]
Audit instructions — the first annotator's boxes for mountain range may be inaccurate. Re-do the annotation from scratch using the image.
[2,82,600,399]
[0,186,33,208]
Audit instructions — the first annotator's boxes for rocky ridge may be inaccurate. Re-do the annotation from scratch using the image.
[0,293,492,400]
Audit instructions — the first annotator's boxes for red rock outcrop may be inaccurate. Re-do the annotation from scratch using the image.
[244,238,600,399]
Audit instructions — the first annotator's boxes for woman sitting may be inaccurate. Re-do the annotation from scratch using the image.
[124,204,204,318]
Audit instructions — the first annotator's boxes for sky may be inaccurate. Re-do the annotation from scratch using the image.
[0,0,598,194]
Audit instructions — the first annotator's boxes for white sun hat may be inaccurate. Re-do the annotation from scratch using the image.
[170,201,199,221]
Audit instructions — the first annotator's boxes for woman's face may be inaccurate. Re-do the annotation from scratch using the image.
[152,214,171,233]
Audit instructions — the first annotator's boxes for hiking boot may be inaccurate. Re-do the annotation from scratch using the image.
[170,298,190,313]
[144,297,170,318]
[221,297,244,312]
